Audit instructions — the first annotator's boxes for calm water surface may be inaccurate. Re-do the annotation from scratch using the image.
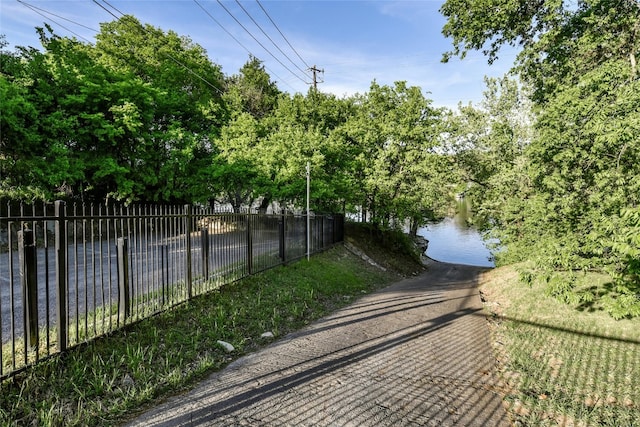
[417,203,495,267]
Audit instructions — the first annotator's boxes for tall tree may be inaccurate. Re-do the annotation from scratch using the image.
[225,55,281,120]
[0,39,44,200]
[94,16,227,203]
[212,112,269,212]
[445,76,534,238]
[343,81,446,232]
[1,27,158,202]
[265,90,357,213]
[441,0,640,316]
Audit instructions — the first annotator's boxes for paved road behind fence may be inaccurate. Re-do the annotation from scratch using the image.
[126,260,510,426]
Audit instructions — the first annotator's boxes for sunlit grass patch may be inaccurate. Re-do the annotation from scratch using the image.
[480,265,640,426]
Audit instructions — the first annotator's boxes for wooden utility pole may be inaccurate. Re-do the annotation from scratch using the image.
[309,65,324,90]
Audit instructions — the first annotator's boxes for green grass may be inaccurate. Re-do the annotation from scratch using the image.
[1,257,275,376]
[0,242,402,426]
[479,265,640,426]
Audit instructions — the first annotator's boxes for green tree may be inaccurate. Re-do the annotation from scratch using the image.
[94,16,227,203]
[441,0,640,316]
[1,28,155,201]
[212,112,269,212]
[214,89,357,214]
[225,55,281,120]
[0,41,44,199]
[264,90,357,213]
[444,77,534,239]
[343,81,446,232]
[2,19,228,204]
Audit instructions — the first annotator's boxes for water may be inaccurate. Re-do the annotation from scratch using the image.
[417,201,495,267]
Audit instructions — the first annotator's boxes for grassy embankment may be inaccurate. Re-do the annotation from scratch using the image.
[0,223,424,426]
[480,266,640,426]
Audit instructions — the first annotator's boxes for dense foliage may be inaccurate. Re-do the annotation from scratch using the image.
[441,0,640,317]
[0,17,449,232]
[3,2,639,317]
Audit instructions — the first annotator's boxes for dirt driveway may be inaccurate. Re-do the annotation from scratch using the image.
[125,260,510,426]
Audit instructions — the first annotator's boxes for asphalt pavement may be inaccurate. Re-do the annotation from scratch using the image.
[125,260,511,426]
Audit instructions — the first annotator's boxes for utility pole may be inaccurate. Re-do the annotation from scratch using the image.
[309,65,324,90]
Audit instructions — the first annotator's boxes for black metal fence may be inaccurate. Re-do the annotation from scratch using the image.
[0,201,344,379]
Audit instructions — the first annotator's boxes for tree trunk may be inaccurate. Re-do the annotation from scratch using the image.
[257,195,271,215]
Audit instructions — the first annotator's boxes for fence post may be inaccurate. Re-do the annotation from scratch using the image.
[331,216,337,244]
[337,214,344,243]
[201,226,209,281]
[305,214,309,259]
[161,243,167,306]
[246,213,253,275]
[279,212,286,264]
[184,204,193,299]
[18,227,38,349]
[54,200,67,352]
[117,237,130,321]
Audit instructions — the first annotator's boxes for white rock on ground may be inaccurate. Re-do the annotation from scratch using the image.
[216,340,234,353]
[260,332,274,339]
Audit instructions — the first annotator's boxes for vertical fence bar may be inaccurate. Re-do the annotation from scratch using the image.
[117,237,130,321]
[98,204,105,334]
[82,204,88,341]
[9,219,16,370]
[305,214,309,260]
[43,203,51,356]
[90,204,96,337]
[184,205,193,299]
[123,205,129,313]
[169,205,176,303]
[246,213,253,275]
[159,206,165,306]
[72,203,78,345]
[1,210,4,374]
[279,213,286,264]
[201,225,209,281]
[106,203,113,333]
[144,205,150,309]
[20,205,27,365]
[54,200,68,352]
[18,227,38,349]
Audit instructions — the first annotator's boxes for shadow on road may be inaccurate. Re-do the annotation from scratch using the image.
[127,262,510,426]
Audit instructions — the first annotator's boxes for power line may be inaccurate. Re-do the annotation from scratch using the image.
[214,0,309,85]
[98,0,126,17]
[234,0,309,78]
[91,0,225,97]
[92,0,120,20]
[255,0,311,70]
[17,0,95,43]
[192,0,295,92]
[193,0,256,58]
[18,1,98,33]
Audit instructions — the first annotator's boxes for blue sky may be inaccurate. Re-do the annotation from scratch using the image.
[1,0,518,108]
